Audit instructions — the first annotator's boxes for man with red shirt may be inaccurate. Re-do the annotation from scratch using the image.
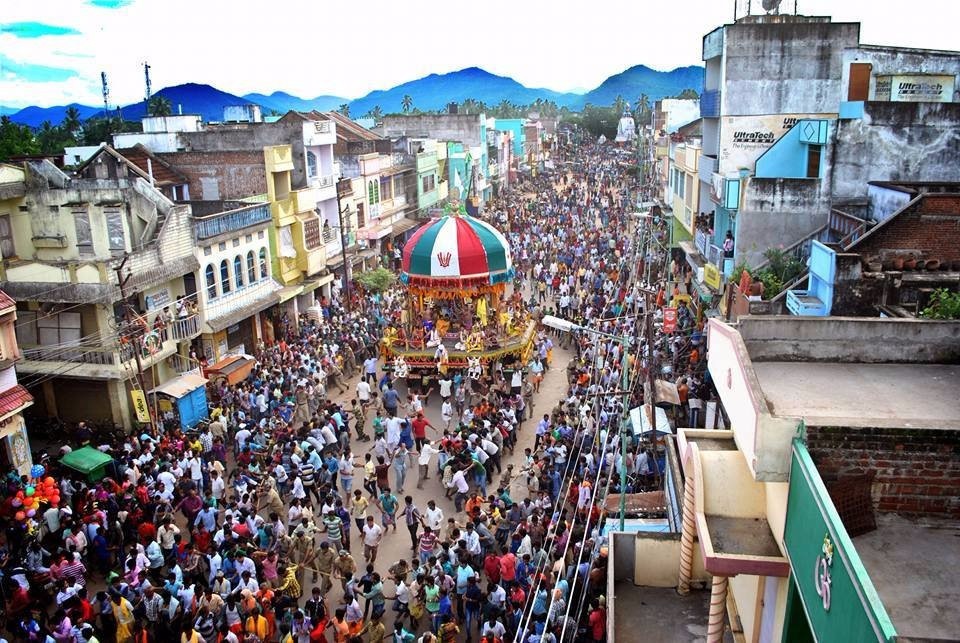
[588,597,606,642]
[410,412,435,451]
[498,547,517,587]
[483,550,501,585]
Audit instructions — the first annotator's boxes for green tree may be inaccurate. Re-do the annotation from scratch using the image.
[367,105,383,121]
[354,266,396,294]
[80,117,142,146]
[673,88,700,99]
[401,95,413,113]
[36,120,73,156]
[62,106,82,137]
[633,93,651,127]
[0,116,39,160]
[495,99,513,118]
[338,103,350,117]
[148,96,172,117]
[614,94,626,115]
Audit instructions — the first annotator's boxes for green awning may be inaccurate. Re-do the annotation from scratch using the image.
[60,445,113,475]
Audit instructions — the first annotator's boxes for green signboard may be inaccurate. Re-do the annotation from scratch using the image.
[782,439,896,643]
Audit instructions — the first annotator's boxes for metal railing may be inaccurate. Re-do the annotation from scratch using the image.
[695,228,710,256]
[21,345,117,365]
[194,203,271,240]
[170,314,200,340]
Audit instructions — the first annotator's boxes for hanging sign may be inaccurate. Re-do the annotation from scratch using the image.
[130,389,151,423]
[662,307,677,333]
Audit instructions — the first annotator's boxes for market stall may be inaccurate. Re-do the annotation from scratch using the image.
[149,371,209,429]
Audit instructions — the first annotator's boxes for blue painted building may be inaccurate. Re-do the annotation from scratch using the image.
[493,119,526,159]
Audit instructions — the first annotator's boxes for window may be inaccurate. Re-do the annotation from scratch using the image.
[422,174,436,193]
[806,144,823,178]
[259,248,268,279]
[105,209,125,253]
[368,180,376,206]
[16,311,82,348]
[0,214,14,259]
[306,151,318,178]
[218,241,227,251]
[278,225,296,258]
[234,255,244,288]
[74,209,93,256]
[205,264,217,299]
[304,216,322,250]
[232,238,240,247]
[247,250,256,283]
[357,203,366,229]
[380,176,392,200]
[220,259,231,294]
[203,246,212,256]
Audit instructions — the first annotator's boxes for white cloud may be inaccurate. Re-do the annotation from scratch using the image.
[2,0,958,107]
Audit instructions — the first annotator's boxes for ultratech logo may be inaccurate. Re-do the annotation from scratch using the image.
[732,130,776,143]
[898,81,944,96]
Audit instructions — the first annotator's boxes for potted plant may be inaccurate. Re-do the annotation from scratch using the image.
[902,254,917,270]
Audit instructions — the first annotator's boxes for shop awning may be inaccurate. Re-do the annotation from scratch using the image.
[277,284,304,303]
[630,405,672,436]
[391,217,420,236]
[149,372,208,398]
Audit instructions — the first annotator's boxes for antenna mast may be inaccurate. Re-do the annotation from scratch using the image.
[144,62,152,102]
[101,71,111,118]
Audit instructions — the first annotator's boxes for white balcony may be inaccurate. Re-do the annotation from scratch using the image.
[202,279,280,330]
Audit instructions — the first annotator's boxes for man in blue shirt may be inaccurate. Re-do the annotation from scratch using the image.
[382,383,400,417]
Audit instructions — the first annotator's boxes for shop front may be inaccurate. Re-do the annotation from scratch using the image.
[781,439,897,642]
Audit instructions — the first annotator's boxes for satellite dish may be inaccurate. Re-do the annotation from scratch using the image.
[762,0,783,13]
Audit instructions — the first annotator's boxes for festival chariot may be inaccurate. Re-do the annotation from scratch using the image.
[380,203,536,379]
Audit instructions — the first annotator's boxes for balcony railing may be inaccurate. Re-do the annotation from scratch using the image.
[204,280,279,323]
[170,314,201,340]
[194,204,271,240]
[695,228,710,256]
[21,345,117,366]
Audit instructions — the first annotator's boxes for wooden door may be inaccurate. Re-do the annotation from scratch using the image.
[848,63,872,101]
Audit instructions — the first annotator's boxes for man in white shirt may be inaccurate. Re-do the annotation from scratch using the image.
[437,377,453,402]
[417,441,441,488]
[451,468,470,512]
[362,516,383,564]
[356,379,371,404]
[424,500,444,531]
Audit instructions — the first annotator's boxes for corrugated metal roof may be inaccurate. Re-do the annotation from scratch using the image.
[0,384,33,419]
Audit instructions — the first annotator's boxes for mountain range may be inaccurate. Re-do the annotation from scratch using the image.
[1,64,703,128]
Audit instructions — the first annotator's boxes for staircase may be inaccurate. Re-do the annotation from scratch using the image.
[769,209,871,310]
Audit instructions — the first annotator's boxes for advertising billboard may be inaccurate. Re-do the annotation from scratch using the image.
[718,113,834,174]
[874,74,955,103]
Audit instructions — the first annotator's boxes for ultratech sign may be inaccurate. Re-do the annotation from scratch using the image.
[719,114,833,174]
[874,74,955,103]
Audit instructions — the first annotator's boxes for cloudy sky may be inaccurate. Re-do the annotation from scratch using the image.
[1,0,956,109]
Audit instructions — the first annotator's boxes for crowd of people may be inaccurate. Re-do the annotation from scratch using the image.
[0,134,714,643]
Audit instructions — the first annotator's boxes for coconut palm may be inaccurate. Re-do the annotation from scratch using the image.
[62,107,82,136]
[148,96,172,117]
[338,103,350,117]
[368,105,383,121]
[401,95,413,113]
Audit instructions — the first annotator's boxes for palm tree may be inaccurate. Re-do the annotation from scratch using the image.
[368,105,383,121]
[614,94,626,115]
[496,99,512,118]
[338,103,350,117]
[148,96,172,117]
[62,107,82,136]
[401,95,413,113]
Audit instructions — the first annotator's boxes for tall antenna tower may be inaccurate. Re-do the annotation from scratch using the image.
[144,62,152,102]
[101,71,110,118]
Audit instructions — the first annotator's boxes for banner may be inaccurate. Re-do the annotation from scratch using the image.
[719,113,834,174]
[662,307,677,333]
[875,74,954,103]
[704,263,722,291]
[130,389,151,423]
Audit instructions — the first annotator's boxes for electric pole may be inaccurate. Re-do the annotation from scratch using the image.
[335,177,353,312]
[144,62,152,103]
[114,255,156,434]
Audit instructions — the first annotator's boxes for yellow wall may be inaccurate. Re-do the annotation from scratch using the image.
[633,536,711,587]
[700,451,767,518]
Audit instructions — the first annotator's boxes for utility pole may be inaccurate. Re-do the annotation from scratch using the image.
[335,178,353,312]
[114,255,156,434]
[143,62,152,103]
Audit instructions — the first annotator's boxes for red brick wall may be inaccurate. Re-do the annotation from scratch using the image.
[159,150,266,200]
[806,426,960,519]
[855,195,960,263]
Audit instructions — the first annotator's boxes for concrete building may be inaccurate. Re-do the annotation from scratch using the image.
[324,111,418,266]
[379,113,491,205]
[693,10,960,277]
[607,314,960,642]
[188,198,280,361]
[0,160,198,428]
[653,98,701,135]
[0,289,35,475]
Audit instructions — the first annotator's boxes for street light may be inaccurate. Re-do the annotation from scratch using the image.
[542,313,634,530]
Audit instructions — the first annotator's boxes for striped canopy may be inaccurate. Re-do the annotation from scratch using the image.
[402,214,513,286]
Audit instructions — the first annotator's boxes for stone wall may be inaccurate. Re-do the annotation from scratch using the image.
[160,150,266,200]
[807,426,960,519]
[738,315,960,363]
